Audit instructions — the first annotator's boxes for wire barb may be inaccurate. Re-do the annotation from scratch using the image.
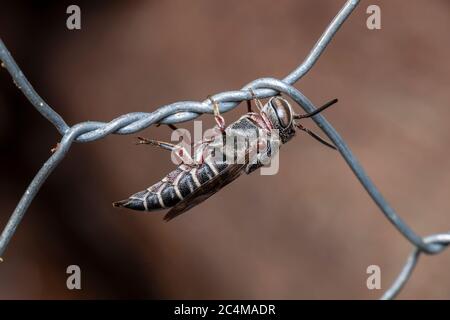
[3,0,445,300]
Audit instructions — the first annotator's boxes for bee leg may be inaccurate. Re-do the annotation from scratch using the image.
[155,123,179,131]
[174,147,196,166]
[248,88,264,112]
[208,96,226,133]
[136,137,196,165]
[166,124,179,131]
[135,137,177,150]
[246,99,253,113]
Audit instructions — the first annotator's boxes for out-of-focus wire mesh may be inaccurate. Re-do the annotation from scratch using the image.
[1,0,449,299]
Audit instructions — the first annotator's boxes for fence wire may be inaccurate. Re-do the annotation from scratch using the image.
[0,0,448,299]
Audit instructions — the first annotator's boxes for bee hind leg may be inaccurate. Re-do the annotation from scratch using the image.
[135,137,176,150]
[135,137,196,165]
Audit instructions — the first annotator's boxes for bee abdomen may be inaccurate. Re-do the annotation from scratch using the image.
[113,161,228,212]
[113,190,155,211]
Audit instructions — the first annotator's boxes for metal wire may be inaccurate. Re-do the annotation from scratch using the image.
[0,0,447,299]
[381,233,450,300]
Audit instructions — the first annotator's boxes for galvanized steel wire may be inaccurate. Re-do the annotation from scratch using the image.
[1,0,448,299]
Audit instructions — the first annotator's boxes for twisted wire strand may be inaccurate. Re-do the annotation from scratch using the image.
[381,233,450,300]
[0,0,360,143]
[1,0,447,299]
[0,0,360,258]
[0,40,69,135]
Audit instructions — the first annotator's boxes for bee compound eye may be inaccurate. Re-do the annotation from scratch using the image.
[270,97,292,128]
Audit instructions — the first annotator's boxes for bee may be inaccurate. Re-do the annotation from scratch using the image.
[113,92,337,221]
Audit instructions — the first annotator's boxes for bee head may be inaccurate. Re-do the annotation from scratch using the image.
[262,96,296,143]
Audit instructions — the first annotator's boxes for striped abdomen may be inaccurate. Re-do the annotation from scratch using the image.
[113,161,228,211]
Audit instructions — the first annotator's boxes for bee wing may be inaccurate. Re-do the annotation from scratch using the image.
[164,163,246,221]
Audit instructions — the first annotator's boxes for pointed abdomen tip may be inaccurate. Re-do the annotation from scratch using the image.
[112,199,129,208]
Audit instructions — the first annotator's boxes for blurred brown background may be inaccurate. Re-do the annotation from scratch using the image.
[0,0,450,299]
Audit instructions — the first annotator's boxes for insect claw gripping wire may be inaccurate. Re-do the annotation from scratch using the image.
[50,142,61,153]
[1,0,445,299]
[208,96,226,133]
[248,88,264,112]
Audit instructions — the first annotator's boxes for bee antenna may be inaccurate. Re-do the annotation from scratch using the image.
[294,98,338,119]
[295,124,336,150]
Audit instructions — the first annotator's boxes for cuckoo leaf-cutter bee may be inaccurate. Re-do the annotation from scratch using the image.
[113,93,337,221]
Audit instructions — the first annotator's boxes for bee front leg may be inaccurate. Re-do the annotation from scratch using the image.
[208,96,226,133]
[248,88,264,112]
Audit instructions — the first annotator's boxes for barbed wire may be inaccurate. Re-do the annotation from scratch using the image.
[0,0,447,299]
